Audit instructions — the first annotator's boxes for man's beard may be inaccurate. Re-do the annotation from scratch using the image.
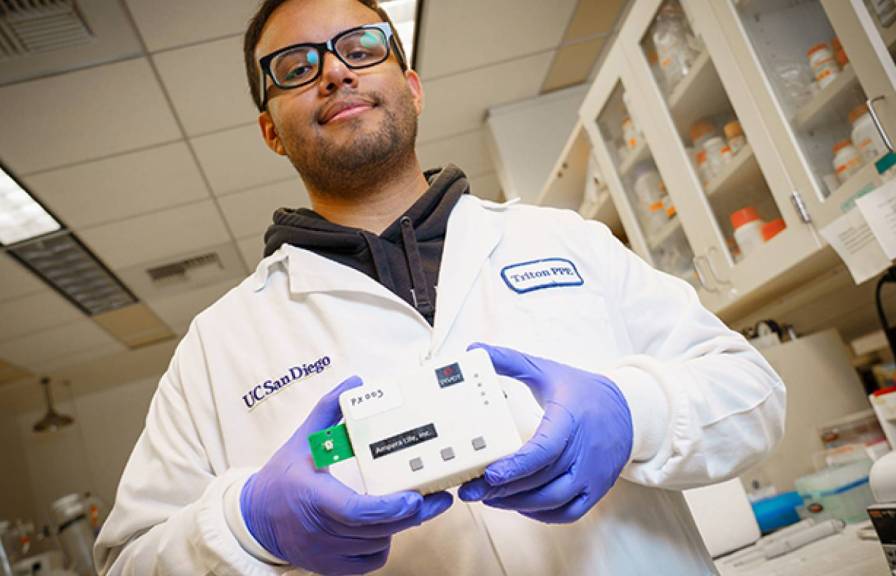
[278,87,418,198]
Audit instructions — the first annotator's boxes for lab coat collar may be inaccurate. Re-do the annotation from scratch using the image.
[251,196,516,346]
[428,195,514,350]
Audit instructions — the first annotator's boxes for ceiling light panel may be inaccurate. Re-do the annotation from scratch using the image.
[380,0,419,66]
[0,164,61,245]
[10,232,137,316]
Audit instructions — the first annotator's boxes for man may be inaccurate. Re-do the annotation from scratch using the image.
[94,0,786,574]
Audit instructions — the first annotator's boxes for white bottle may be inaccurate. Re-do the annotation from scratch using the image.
[724,121,746,155]
[731,207,764,259]
[632,165,668,235]
[806,43,839,90]
[849,105,887,163]
[703,136,727,177]
[832,139,863,184]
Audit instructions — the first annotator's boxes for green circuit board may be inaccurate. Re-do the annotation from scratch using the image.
[308,423,355,469]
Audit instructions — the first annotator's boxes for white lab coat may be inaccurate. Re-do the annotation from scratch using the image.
[95,195,785,575]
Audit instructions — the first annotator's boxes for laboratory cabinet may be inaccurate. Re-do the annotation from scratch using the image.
[540,0,896,316]
[711,0,896,230]
[577,42,733,310]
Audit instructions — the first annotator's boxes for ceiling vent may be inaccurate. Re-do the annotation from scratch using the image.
[146,252,223,286]
[0,0,94,60]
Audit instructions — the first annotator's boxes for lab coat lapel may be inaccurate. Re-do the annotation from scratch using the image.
[431,196,507,353]
[279,244,423,316]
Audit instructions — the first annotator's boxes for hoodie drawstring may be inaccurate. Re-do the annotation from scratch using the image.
[399,216,435,324]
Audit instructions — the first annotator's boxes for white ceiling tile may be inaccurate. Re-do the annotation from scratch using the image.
[191,124,297,195]
[237,236,264,272]
[218,179,310,239]
[468,172,504,202]
[154,36,258,136]
[0,320,121,373]
[78,200,232,270]
[416,129,494,178]
[40,341,128,375]
[146,278,239,330]
[417,51,555,142]
[125,0,256,52]
[0,58,182,175]
[24,143,209,230]
[0,254,44,301]
[417,0,576,79]
[0,292,83,343]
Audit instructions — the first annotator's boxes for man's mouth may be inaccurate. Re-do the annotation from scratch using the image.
[319,98,377,125]
[327,104,373,123]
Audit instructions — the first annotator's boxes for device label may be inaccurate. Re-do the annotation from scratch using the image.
[369,423,438,459]
[343,381,402,421]
[435,363,464,388]
[500,257,584,294]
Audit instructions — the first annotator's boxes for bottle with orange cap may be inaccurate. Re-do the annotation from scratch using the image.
[832,139,863,184]
[724,121,746,156]
[689,119,717,148]
[731,207,765,260]
[806,42,839,90]
[762,219,786,243]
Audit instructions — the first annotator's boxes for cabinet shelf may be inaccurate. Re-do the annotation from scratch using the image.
[667,50,730,138]
[646,217,682,250]
[618,139,651,177]
[705,143,762,200]
[793,64,857,132]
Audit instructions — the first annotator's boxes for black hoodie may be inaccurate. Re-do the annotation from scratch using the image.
[262,165,469,325]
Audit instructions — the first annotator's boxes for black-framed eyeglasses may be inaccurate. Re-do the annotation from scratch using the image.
[258,22,407,109]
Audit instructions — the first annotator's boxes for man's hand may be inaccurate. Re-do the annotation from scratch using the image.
[240,376,453,575]
[458,343,633,524]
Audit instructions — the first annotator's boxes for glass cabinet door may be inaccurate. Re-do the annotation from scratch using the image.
[730,0,893,215]
[631,0,789,270]
[592,79,700,287]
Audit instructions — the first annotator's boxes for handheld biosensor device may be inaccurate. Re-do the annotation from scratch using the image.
[308,348,523,495]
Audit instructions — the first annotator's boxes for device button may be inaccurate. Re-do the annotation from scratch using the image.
[441,447,455,461]
[472,436,486,451]
[409,457,424,471]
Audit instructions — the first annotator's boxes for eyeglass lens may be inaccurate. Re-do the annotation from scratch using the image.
[270,28,389,88]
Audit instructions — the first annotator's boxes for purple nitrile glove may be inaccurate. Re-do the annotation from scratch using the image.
[458,343,633,524]
[240,375,454,574]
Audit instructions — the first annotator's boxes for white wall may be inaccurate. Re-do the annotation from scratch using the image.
[0,340,174,528]
[486,84,587,203]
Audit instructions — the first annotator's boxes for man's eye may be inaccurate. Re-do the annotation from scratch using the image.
[346,50,371,61]
[284,65,311,80]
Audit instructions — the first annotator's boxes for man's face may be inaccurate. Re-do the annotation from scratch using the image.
[255,0,423,194]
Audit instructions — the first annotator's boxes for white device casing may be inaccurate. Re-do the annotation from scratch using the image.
[338,348,523,495]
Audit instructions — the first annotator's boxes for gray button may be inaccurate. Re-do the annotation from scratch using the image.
[472,436,486,451]
[409,457,423,471]
[440,447,455,461]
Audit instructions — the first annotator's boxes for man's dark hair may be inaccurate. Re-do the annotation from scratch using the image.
[243,0,409,113]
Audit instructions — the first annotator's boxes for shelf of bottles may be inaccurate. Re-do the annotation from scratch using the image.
[642,0,785,265]
[596,80,698,286]
[734,0,889,204]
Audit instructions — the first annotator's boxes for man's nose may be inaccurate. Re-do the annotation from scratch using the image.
[318,51,359,95]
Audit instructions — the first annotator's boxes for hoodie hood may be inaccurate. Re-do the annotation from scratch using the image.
[260,164,469,324]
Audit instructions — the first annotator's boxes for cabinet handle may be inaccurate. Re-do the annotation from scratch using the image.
[693,255,719,293]
[867,96,895,153]
[706,246,732,286]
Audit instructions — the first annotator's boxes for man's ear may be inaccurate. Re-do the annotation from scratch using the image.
[258,111,287,156]
[405,69,424,116]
